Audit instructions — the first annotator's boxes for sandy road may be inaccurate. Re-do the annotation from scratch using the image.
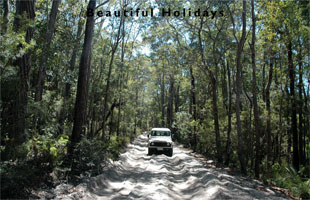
[55,134,290,200]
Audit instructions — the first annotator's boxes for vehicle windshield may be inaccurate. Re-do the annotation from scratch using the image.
[150,131,171,136]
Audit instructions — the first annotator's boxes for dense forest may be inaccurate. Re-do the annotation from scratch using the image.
[1,0,309,198]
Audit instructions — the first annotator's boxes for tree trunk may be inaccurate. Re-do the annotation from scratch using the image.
[250,0,261,178]
[35,0,61,102]
[189,65,197,150]
[285,85,291,163]
[12,0,35,147]
[134,86,138,135]
[235,0,247,174]
[101,15,123,139]
[225,61,232,166]
[266,49,273,172]
[117,14,126,136]
[0,1,9,131]
[197,18,222,163]
[109,104,114,137]
[262,60,266,102]
[167,75,174,129]
[278,86,283,164]
[211,76,222,163]
[298,48,304,164]
[0,0,35,160]
[287,40,299,171]
[303,87,309,167]
[70,0,96,148]
[1,0,36,160]
[59,12,84,135]
[161,71,165,127]
[65,15,84,98]
[175,85,180,113]
[1,0,9,34]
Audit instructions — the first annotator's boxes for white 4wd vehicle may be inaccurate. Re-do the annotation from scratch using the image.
[148,128,173,157]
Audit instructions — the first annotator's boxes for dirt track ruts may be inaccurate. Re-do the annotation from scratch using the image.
[54,134,290,200]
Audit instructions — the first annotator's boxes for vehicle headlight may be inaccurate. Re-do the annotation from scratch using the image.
[150,142,154,146]
[167,142,171,146]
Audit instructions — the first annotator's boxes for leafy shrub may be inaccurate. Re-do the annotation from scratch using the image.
[107,135,130,160]
[172,111,194,146]
[271,163,310,199]
[70,137,109,176]
[0,159,53,199]
[0,134,69,198]
[70,135,131,177]
[27,134,69,167]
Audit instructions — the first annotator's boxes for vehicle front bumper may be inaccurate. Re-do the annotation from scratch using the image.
[148,146,172,151]
[148,143,173,151]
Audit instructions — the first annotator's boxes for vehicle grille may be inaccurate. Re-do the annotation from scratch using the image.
[152,142,169,147]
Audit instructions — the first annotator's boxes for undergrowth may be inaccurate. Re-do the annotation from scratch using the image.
[0,133,133,199]
[268,163,310,199]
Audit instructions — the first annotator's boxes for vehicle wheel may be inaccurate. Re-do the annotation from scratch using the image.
[148,148,152,155]
[168,149,173,157]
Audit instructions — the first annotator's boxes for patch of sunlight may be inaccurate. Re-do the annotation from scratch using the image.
[206,185,220,197]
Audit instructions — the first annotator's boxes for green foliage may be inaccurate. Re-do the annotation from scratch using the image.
[0,134,69,198]
[1,160,43,199]
[270,163,310,199]
[172,111,194,145]
[0,28,36,69]
[70,137,108,176]
[27,134,69,165]
[70,135,131,176]
[108,135,131,160]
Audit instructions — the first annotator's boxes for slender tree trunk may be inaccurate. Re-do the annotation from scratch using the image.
[262,61,266,102]
[250,0,261,178]
[225,61,232,166]
[278,55,284,164]
[278,87,283,164]
[189,65,197,150]
[70,0,96,148]
[245,90,253,169]
[59,12,84,135]
[304,87,309,167]
[211,76,222,163]
[0,1,9,133]
[287,40,299,171]
[1,0,9,34]
[175,85,180,113]
[35,0,61,102]
[266,49,274,172]
[197,18,222,163]
[167,75,174,129]
[101,15,123,139]
[109,105,114,137]
[234,0,247,174]
[285,85,291,163]
[221,61,228,157]
[117,15,126,136]
[134,86,138,135]
[298,49,304,164]
[65,15,84,98]
[161,71,165,127]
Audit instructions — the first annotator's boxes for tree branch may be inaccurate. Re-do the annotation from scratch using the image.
[95,0,110,10]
